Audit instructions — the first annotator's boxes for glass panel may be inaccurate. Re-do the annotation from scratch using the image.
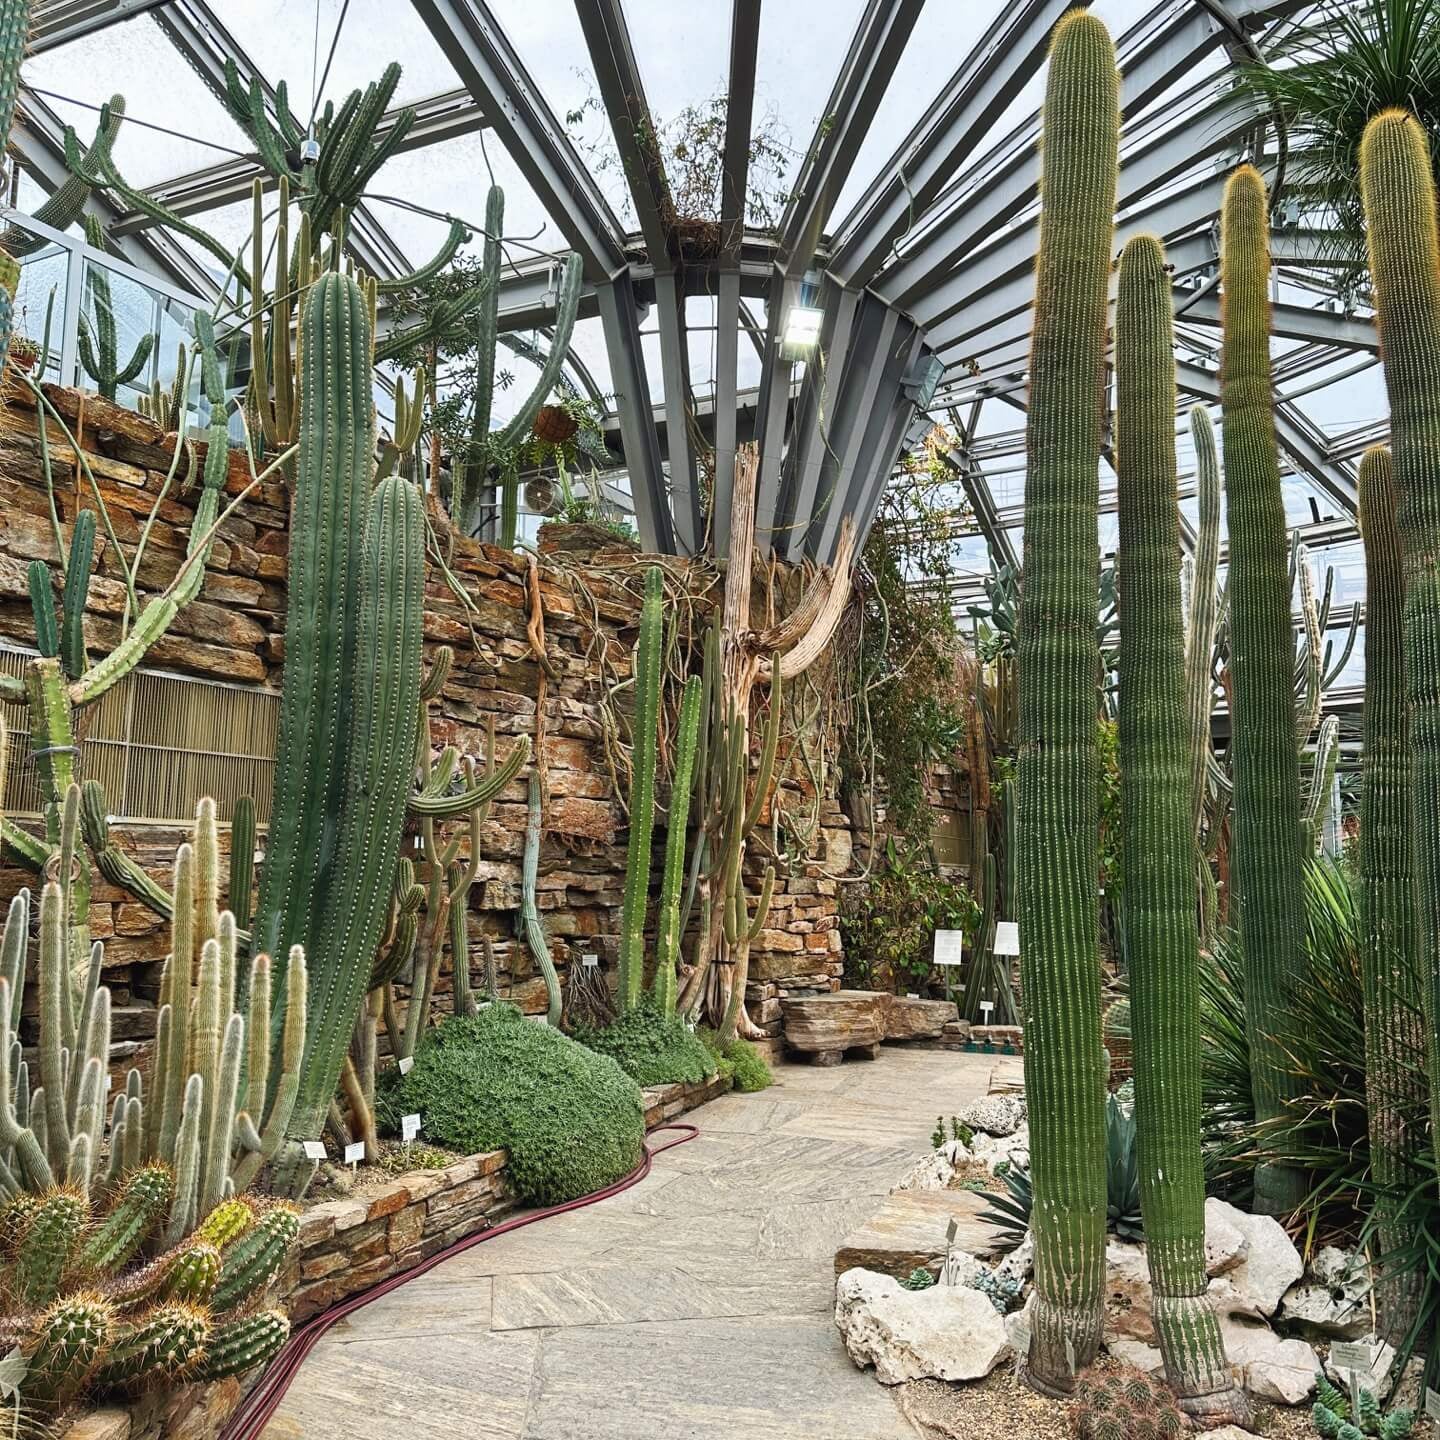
[7,224,68,381]
[77,252,161,406]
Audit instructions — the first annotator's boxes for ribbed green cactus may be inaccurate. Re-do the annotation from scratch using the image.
[1114,234,1247,1424]
[194,1308,289,1381]
[211,1204,299,1312]
[77,215,157,400]
[1359,108,1440,1262]
[1014,10,1116,1395]
[21,1294,113,1409]
[451,184,583,538]
[519,772,562,1026]
[619,566,666,1012]
[94,1303,210,1389]
[1301,714,1341,852]
[654,674,702,1016]
[76,1164,173,1274]
[1219,164,1309,1216]
[14,1186,87,1306]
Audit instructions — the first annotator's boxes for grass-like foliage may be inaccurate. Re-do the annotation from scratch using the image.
[391,1004,645,1205]
[574,994,719,1087]
[699,1029,774,1092]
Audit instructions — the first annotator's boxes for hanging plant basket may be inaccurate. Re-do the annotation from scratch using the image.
[532,404,578,446]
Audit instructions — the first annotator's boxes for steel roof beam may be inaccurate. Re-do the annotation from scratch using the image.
[30,0,168,51]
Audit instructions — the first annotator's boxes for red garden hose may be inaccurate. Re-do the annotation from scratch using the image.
[219,1123,700,1440]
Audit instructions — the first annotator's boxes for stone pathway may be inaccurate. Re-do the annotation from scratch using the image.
[261,1046,1019,1440]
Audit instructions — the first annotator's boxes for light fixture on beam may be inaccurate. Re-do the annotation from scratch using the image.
[780,269,824,361]
[902,351,944,408]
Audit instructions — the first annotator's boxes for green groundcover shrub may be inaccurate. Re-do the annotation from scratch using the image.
[575,994,719,1087]
[698,1029,773,1093]
[390,1003,645,1205]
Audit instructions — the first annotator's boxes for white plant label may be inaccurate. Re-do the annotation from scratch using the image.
[979,1001,995,1020]
[993,921,1020,956]
[401,1113,422,1144]
[581,952,599,968]
[344,1141,365,1168]
[103,1074,112,1092]
[1329,1340,1375,1374]
[1424,1388,1440,1423]
[301,1140,327,1162]
[397,1055,415,1075]
[932,929,965,966]
[906,992,919,1000]
[1011,1318,1032,1355]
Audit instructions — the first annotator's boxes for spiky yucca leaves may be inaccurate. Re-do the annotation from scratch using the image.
[1114,234,1246,1423]
[1356,443,1428,1345]
[618,566,665,1013]
[1220,164,1309,1216]
[1360,103,1440,1222]
[1015,10,1117,1395]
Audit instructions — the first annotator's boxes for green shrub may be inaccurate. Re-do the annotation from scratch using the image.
[699,1029,772,1093]
[393,1004,645,1205]
[575,994,718,1087]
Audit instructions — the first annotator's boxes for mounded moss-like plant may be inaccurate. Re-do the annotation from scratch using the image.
[698,1028,772,1093]
[575,995,718,1088]
[392,1004,644,1205]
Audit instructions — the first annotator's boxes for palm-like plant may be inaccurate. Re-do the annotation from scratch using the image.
[1236,0,1440,287]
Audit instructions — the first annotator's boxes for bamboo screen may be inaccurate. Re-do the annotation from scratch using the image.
[0,649,279,825]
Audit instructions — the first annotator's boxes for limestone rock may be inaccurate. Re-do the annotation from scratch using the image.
[1204,1196,1249,1276]
[894,1139,968,1193]
[1279,1246,1372,1339]
[994,1232,1034,1288]
[1203,1429,1262,1440]
[1104,1240,1155,1343]
[1219,1314,1319,1406]
[938,1248,988,1289]
[834,1187,1004,1276]
[958,1094,1027,1137]
[1205,1203,1302,1319]
[882,996,959,1041]
[1322,1335,1398,1401]
[1106,1337,1164,1377]
[969,1123,1029,1173]
[834,1267,1011,1385]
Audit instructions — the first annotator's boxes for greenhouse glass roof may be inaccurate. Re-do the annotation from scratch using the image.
[7,0,1377,715]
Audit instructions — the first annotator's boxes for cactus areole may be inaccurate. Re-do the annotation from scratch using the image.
[1015,10,1117,1396]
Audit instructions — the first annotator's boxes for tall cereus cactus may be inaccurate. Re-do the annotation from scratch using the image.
[1014,10,1117,1394]
[1359,108,1440,1212]
[653,675,702,1017]
[451,185,583,540]
[1114,234,1248,1425]
[1220,165,1309,1215]
[618,566,666,1012]
[260,271,425,1196]
[0,0,32,381]
[1355,445,1427,1345]
[77,215,157,400]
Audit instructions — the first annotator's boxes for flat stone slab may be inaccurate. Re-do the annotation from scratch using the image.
[781,990,884,1059]
[880,996,958,1041]
[834,1188,1004,1278]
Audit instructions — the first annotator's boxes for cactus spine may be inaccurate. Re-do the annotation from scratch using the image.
[654,675,702,1016]
[1014,11,1116,1394]
[1359,109,1440,1245]
[1219,165,1308,1215]
[619,566,665,1012]
[1114,234,1247,1424]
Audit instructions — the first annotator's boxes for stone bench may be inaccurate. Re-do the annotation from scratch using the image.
[780,990,885,1064]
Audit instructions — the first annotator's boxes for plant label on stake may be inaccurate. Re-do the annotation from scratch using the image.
[993,921,1020,956]
[401,1113,421,1145]
[1425,1388,1440,1423]
[397,1055,414,1075]
[301,1140,327,1162]
[944,1218,958,1285]
[581,952,598,967]
[344,1141,364,1170]
[1329,1340,1375,1376]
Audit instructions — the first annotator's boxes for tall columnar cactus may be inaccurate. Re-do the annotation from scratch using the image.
[618,566,665,1012]
[0,0,32,380]
[77,215,157,400]
[1114,234,1248,1425]
[1355,445,1427,1345]
[653,675,702,1016]
[1301,714,1341,853]
[1358,108,1440,1217]
[1013,11,1116,1395]
[1219,165,1308,1216]
[519,772,562,1026]
[451,184,583,539]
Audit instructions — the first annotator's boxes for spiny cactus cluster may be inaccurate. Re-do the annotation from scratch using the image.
[0,1171,294,1414]
[1071,1366,1189,1440]
[1312,1375,1413,1440]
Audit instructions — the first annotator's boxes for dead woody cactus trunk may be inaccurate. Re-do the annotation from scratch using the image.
[677,444,855,1038]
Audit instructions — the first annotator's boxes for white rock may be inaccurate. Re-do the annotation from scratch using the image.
[1004,1293,1035,1355]
[935,1247,988,1289]
[1219,1314,1319,1405]
[1322,1335,1398,1401]
[1205,1204,1303,1319]
[1204,1197,1250,1276]
[1204,1429,1262,1440]
[1104,1240,1156,1344]
[994,1232,1034,1288]
[970,1123,1030,1173]
[1106,1337,1165,1376]
[834,1267,1012,1385]
[1280,1246,1372,1339]
[894,1141,968,1193]
[958,1094,1027,1138]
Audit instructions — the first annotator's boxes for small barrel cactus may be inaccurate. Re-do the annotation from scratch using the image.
[1072,1366,1189,1439]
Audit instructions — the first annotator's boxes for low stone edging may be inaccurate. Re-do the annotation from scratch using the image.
[62,1070,732,1440]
